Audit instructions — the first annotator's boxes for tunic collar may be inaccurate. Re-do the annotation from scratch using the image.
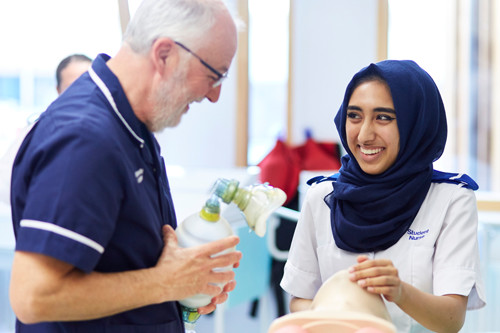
[89,53,147,148]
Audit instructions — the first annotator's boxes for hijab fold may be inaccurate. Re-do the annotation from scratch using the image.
[327,60,456,253]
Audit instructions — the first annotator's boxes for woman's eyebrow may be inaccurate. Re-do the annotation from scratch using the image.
[347,105,396,114]
[374,107,396,114]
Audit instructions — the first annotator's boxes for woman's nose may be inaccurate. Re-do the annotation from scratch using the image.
[358,120,375,142]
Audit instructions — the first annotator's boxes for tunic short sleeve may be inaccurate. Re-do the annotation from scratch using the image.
[432,186,485,310]
[14,122,123,272]
[281,182,328,299]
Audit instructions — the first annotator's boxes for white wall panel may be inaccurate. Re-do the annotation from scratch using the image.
[290,0,378,145]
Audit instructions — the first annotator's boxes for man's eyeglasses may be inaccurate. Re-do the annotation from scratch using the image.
[174,41,227,88]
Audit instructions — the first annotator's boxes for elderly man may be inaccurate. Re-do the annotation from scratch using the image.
[9,0,241,332]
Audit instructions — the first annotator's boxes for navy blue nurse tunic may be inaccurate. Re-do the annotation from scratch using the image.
[11,54,184,332]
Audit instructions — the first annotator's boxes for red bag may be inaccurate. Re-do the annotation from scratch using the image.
[258,139,301,205]
[293,137,341,171]
[258,136,341,205]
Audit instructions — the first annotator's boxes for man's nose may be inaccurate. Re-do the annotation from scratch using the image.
[206,85,222,103]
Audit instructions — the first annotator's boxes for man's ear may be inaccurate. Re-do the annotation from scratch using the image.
[151,37,176,76]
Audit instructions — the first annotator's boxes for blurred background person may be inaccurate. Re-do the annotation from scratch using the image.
[56,53,92,94]
[0,53,92,205]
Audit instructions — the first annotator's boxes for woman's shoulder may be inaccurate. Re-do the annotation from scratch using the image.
[424,181,477,215]
[432,170,479,190]
[305,174,337,195]
[426,181,475,204]
[300,175,338,211]
[428,180,477,197]
[424,170,478,206]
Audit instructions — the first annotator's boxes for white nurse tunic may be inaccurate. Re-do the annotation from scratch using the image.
[281,180,486,333]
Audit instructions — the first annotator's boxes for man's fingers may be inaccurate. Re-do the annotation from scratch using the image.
[197,235,240,256]
[197,303,216,315]
[209,251,242,269]
[211,291,229,305]
[207,270,236,285]
[204,283,223,296]
[196,286,232,315]
[162,224,178,247]
[222,280,237,293]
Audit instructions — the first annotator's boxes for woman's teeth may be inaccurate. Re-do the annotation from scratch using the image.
[360,147,383,155]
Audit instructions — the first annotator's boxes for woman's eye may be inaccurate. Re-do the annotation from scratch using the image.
[347,112,360,119]
[377,114,396,121]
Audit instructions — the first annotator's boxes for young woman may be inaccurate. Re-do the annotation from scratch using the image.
[280,60,485,332]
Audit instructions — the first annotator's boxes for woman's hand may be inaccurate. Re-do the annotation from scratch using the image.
[348,255,467,332]
[348,255,402,303]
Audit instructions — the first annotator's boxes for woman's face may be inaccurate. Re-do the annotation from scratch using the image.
[345,79,400,175]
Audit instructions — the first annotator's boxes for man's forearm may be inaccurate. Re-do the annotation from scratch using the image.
[11,228,241,324]
[10,251,164,323]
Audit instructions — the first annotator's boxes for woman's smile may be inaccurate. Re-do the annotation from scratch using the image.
[359,146,384,155]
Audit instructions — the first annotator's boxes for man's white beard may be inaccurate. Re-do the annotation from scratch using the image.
[149,67,190,133]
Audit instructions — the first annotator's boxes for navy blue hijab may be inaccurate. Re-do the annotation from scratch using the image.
[327,60,450,252]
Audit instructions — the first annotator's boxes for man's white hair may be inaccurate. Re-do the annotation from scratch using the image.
[123,0,233,54]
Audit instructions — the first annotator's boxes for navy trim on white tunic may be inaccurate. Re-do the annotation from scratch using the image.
[307,170,479,190]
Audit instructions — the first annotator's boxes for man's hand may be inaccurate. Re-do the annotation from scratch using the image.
[155,225,242,305]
